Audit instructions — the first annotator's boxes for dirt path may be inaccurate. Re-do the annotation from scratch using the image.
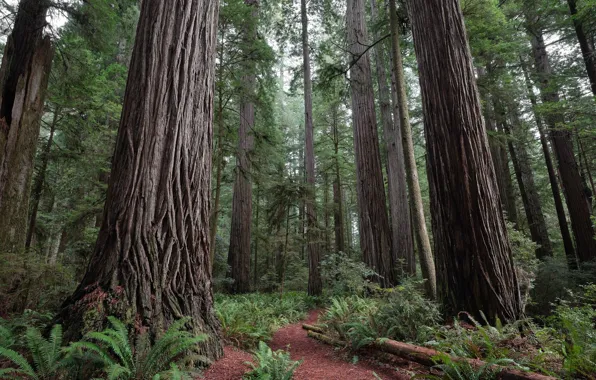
[202,310,417,379]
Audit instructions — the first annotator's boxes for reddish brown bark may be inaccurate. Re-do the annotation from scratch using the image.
[407,0,522,322]
[301,0,322,296]
[347,0,395,287]
[57,0,222,359]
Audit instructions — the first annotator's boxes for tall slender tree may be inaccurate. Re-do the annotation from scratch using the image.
[227,0,259,293]
[347,0,395,287]
[0,0,53,253]
[524,6,596,264]
[566,0,596,96]
[370,0,414,276]
[57,0,223,359]
[301,0,322,295]
[407,0,522,321]
[388,0,436,296]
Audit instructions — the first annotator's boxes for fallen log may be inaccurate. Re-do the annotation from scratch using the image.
[302,324,325,334]
[306,330,556,380]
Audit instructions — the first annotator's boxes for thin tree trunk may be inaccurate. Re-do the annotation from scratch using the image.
[371,0,414,277]
[347,0,395,287]
[227,0,258,293]
[503,104,553,259]
[301,0,322,295]
[389,0,436,295]
[521,57,577,268]
[323,173,331,252]
[566,0,596,96]
[577,132,595,202]
[253,187,260,289]
[26,107,59,249]
[332,108,346,253]
[525,13,596,264]
[0,0,53,253]
[57,0,223,359]
[407,0,522,322]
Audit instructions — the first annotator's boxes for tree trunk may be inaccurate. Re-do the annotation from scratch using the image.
[25,107,59,250]
[332,108,346,253]
[503,105,553,259]
[301,0,322,296]
[521,57,577,268]
[227,0,258,293]
[253,187,260,289]
[347,0,395,288]
[371,0,414,277]
[209,37,227,268]
[566,0,596,96]
[407,0,522,322]
[526,14,596,264]
[57,0,223,360]
[0,0,53,253]
[389,0,436,295]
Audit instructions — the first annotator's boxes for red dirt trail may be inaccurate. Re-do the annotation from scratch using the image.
[202,310,417,379]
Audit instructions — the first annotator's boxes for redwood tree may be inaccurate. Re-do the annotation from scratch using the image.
[0,0,53,253]
[227,0,258,293]
[347,0,395,287]
[301,0,322,295]
[407,0,522,322]
[57,0,223,359]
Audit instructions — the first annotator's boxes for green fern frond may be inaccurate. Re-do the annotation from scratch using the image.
[0,346,37,379]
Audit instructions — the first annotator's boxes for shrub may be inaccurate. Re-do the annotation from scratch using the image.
[243,341,301,380]
[215,292,313,349]
[320,252,378,297]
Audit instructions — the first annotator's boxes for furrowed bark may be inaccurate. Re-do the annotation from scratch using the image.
[407,0,522,321]
[57,0,223,360]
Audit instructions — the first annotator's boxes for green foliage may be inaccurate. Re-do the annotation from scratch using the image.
[422,353,520,380]
[321,296,379,343]
[548,284,596,378]
[0,324,69,380]
[0,252,76,315]
[67,316,207,380]
[243,341,301,380]
[215,292,313,349]
[320,252,378,297]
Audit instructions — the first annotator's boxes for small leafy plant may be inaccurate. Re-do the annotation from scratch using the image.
[243,341,301,380]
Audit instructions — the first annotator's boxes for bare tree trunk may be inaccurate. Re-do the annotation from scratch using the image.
[347,0,395,287]
[323,173,331,252]
[389,0,436,295]
[227,0,258,293]
[371,0,414,277]
[57,0,223,359]
[407,0,522,322]
[566,0,596,96]
[503,104,553,259]
[577,133,596,202]
[332,108,346,253]
[521,58,577,268]
[525,12,596,264]
[253,187,260,289]
[210,36,226,268]
[0,0,53,253]
[301,0,322,295]
[26,107,59,249]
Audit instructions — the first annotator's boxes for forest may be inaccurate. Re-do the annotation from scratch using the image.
[0,0,595,378]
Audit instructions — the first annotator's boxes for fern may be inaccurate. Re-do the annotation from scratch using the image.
[244,341,301,380]
[0,346,38,379]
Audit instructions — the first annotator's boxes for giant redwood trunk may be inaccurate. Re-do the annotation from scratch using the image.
[407,0,522,322]
[526,13,596,264]
[347,0,395,287]
[388,0,436,297]
[57,0,223,359]
[0,0,53,253]
[301,0,322,296]
[227,0,258,293]
[332,106,346,253]
[370,0,414,277]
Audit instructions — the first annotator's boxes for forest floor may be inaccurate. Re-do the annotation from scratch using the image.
[201,310,428,379]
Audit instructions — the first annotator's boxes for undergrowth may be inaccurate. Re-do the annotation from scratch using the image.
[243,341,301,380]
[215,291,315,349]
